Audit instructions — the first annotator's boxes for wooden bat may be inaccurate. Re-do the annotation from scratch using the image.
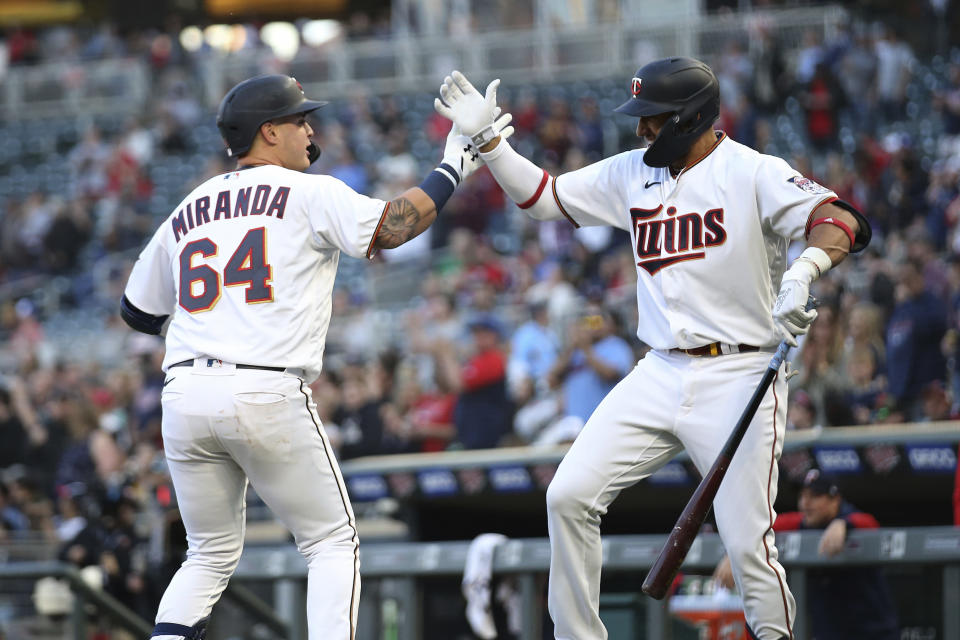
[641,337,796,600]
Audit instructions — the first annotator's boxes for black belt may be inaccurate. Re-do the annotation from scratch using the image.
[171,359,286,372]
[671,342,760,357]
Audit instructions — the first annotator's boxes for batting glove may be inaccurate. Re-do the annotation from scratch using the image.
[434,71,503,148]
[441,111,515,183]
[773,248,830,347]
[773,278,816,347]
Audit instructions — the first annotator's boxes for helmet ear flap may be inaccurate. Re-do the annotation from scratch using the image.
[676,110,703,135]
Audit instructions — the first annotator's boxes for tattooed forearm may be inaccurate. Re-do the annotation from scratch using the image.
[375,194,437,250]
[376,198,421,249]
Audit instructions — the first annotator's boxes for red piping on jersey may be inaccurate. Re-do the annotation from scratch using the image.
[551,176,580,228]
[518,170,550,209]
[763,374,794,639]
[675,131,726,178]
[366,201,391,260]
[809,216,856,249]
[803,196,839,238]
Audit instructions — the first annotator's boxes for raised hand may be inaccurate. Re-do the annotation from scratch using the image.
[434,71,504,148]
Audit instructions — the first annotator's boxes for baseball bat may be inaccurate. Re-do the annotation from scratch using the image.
[641,301,812,600]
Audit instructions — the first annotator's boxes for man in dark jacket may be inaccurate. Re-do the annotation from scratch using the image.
[886,258,946,419]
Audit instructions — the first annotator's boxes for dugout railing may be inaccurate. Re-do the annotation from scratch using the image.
[230,527,960,640]
[2,527,958,639]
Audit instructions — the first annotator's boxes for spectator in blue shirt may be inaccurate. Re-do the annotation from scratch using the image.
[507,299,560,402]
[549,307,634,424]
[327,146,368,194]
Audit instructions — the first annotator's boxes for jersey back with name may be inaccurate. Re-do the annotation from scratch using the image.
[123,165,387,381]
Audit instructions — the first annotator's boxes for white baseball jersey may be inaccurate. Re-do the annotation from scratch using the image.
[551,132,837,350]
[124,165,388,382]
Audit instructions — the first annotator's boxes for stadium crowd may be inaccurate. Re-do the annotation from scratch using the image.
[1,8,959,631]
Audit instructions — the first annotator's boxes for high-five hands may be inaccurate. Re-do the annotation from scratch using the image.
[435,71,507,149]
[442,111,514,182]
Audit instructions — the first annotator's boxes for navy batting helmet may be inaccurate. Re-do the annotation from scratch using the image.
[216,75,328,158]
[614,57,720,168]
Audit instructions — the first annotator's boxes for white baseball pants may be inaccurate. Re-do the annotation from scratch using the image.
[546,348,795,640]
[155,362,360,640]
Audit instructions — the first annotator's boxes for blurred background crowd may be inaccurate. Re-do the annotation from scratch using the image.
[0,0,959,632]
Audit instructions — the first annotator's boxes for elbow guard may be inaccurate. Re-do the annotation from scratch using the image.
[830,199,872,253]
[120,295,168,335]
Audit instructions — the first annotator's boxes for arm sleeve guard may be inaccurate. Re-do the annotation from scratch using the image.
[830,199,872,253]
[120,295,168,335]
[479,141,566,221]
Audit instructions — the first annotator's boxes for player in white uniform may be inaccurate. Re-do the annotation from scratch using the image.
[434,58,870,640]
[121,74,513,640]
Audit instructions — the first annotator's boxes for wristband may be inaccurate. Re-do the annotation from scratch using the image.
[786,246,832,283]
[470,124,499,148]
[435,162,460,187]
[419,166,457,211]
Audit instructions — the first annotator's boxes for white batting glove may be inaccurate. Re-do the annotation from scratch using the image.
[441,111,515,183]
[773,278,816,347]
[773,248,831,347]
[434,71,502,148]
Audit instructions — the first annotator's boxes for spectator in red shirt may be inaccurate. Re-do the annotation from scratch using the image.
[381,372,456,453]
[436,315,512,449]
[800,62,847,152]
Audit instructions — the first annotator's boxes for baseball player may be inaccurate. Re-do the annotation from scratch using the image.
[434,58,870,640]
[120,74,513,640]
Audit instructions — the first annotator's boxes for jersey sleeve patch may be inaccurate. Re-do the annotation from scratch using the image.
[788,175,831,195]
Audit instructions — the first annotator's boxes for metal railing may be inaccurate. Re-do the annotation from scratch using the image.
[212,5,846,106]
[0,563,289,640]
[0,57,150,120]
[227,526,960,640]
[0,562,153,638]
[2,526,957,637]
[0,5,847,120]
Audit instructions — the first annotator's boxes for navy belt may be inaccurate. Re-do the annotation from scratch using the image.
[171,359,286,372]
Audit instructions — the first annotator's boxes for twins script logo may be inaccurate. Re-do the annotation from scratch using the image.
[630,205,726,275]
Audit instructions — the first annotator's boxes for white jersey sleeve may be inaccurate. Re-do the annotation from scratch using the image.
[755,157,837,241]
[124,224,176,317]
[305,175,389,259]
[552,152,634,232]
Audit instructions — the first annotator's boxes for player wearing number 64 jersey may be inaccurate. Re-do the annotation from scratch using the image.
[121,75,514,640]
[435,58,871,640]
